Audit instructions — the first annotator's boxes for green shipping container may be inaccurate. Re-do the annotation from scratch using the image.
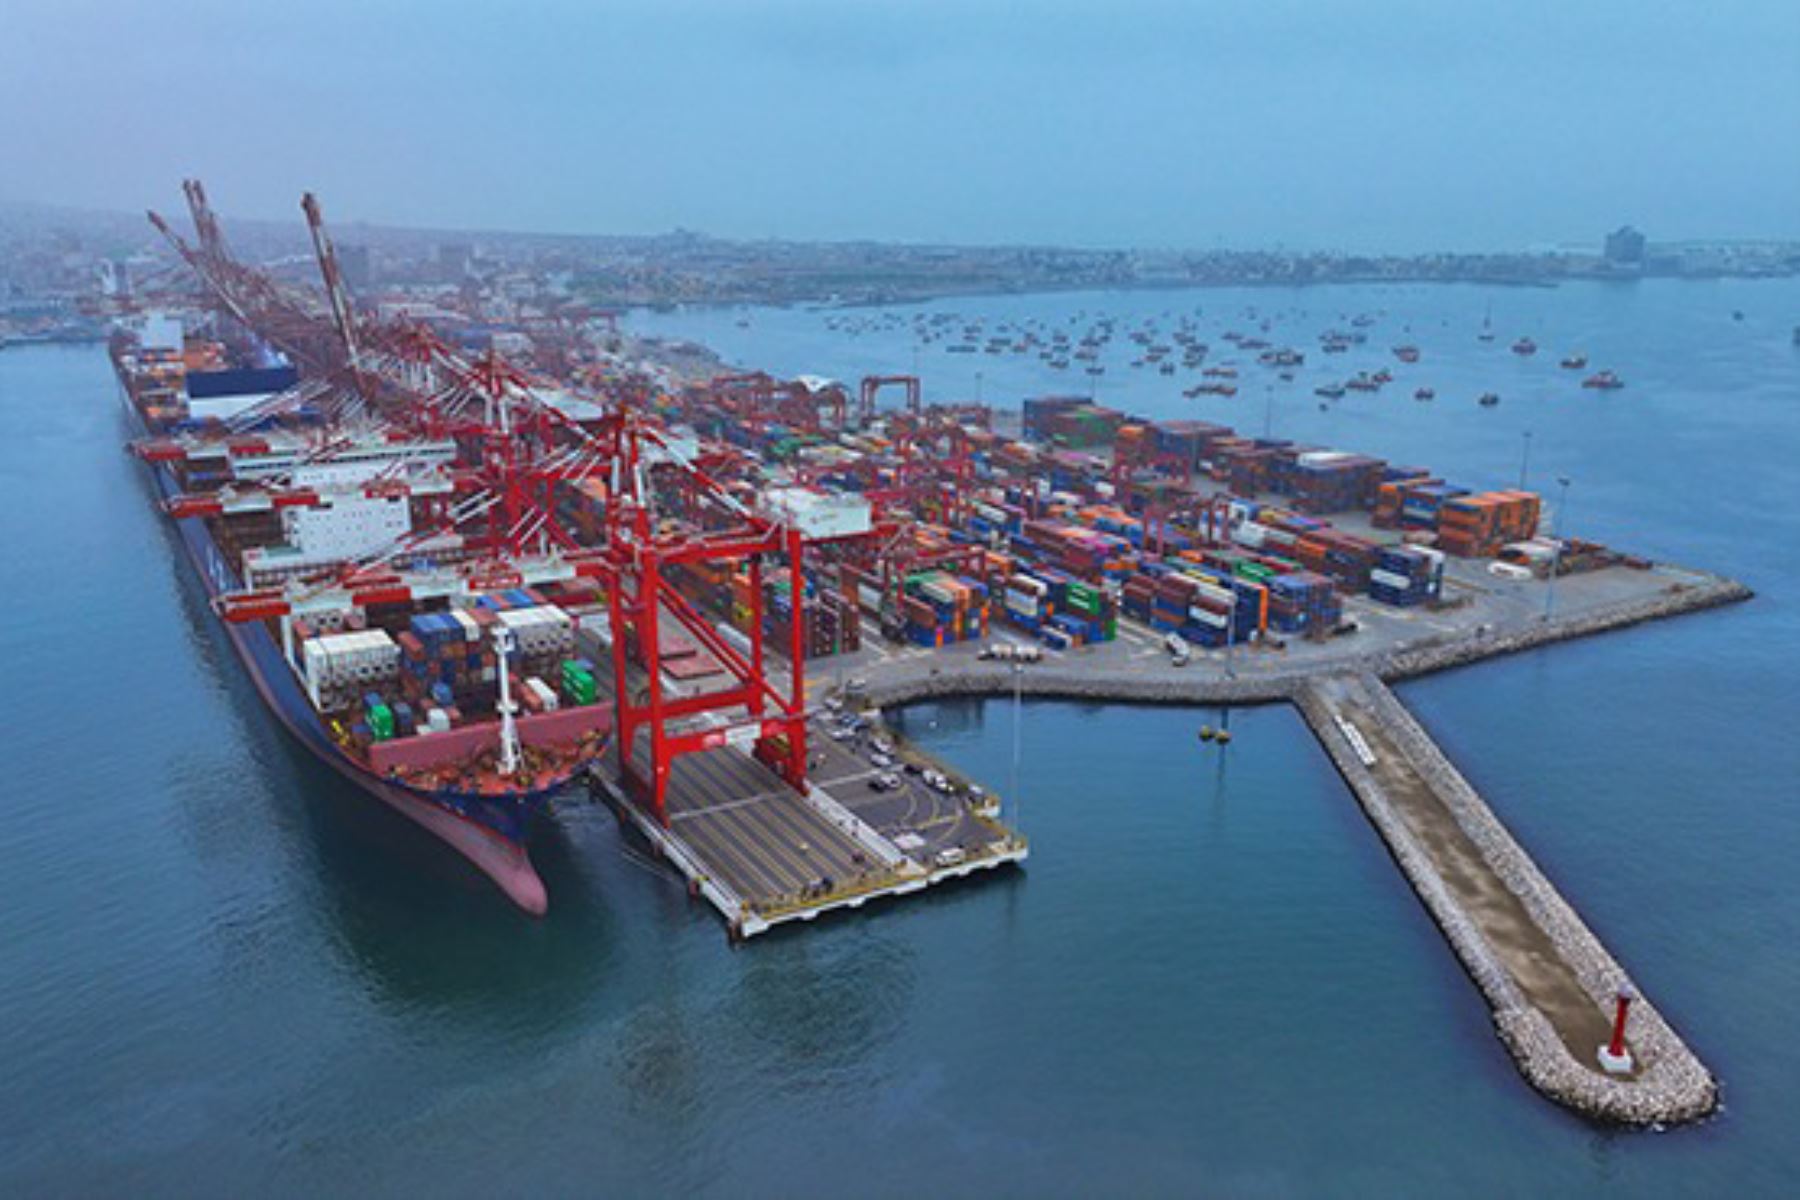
[561,665,597,703]
[368,704,395,741]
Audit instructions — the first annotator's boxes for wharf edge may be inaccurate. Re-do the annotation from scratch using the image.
[857,570,1747,1126]
[857,571,1752,709]
[1295,674,1718,1126]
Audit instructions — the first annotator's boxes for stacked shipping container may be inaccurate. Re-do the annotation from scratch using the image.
[1437,491,1542,557]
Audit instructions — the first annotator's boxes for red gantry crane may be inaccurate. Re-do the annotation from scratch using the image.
[145,181,817,827]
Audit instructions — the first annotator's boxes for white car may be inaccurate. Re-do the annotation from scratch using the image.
[870,752,894,769]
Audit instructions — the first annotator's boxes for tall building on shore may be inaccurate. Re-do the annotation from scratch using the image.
[1604,225,1647,266]
[435,241,472,281]
[338,243,372,292]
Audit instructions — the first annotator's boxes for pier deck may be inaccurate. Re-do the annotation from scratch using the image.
[588,714,1026,940]
[580,608,1025,939]
[1295,672,1717,1125]
[846,563,1750,710]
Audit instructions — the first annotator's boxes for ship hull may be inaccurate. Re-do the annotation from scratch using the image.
[123,390,567,913]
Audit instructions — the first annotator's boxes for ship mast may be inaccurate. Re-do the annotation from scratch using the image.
[494,625,522,777]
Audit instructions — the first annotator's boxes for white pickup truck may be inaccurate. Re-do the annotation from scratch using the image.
[1164,632,1193,666]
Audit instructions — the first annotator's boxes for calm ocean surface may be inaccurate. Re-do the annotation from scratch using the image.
[2,278,1796,1196]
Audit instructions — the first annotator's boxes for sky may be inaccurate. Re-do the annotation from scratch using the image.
[3,0,1797,252]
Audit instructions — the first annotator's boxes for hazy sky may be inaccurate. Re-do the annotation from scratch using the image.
[4,0,1796,250]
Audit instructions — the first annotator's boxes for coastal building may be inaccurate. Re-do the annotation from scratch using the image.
[338,243,372,291]
[1604,225,1647,266]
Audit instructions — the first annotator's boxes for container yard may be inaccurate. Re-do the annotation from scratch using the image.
[120,182,1751,1128]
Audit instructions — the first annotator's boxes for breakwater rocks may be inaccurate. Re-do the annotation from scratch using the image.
[859,573,1752,710]
[858,571,1746,1126]
[1297,674,1719,1126]
[1376,574,1752,684]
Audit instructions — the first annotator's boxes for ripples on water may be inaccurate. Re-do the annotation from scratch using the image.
[2,278,1797,1195]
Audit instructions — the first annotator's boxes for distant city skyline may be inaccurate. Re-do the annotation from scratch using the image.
[4,1,1797,252]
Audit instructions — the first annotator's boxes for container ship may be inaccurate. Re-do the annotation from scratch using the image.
[111,315,613,913]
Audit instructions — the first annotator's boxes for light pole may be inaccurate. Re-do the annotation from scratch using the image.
[1224,587,1238,680]
[1544,475,1572,621]
[1519,430,1533,489]
[1263,384,1274,439]
[976,370,984,408]
[1010,662,1024,829]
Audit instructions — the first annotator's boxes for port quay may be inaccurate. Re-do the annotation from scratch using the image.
[640,544,1741,1127]
[564,397,1746,1127]
[103,186,1757,1133]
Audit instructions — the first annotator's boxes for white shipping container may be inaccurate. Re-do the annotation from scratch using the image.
[716,621,754,659]
[1192,580,1236,606]
[1370,568,1416,590]
[1004,590,1041,616]
[525,678,560,711]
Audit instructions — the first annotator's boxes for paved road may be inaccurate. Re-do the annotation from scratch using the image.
[808,716,1011,865]
[630,742,884,909]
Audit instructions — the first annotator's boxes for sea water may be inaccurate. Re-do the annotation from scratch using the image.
[2,277,1796,1195]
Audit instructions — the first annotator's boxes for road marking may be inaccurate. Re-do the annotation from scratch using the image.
[818,767,882,788]
[672,789,789,822]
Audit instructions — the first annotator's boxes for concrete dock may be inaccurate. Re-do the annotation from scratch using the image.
[587,714,1026,940]
[1295,673,1717,1125]
[580,604,1026,940]
[580,553,1741,1122]
[848,562,1751,710]
[826,559,1746,1126]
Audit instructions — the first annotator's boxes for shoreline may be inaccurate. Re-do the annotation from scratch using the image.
[857,571,1749,1127]
[859,573,1752,710]
[610,271,1797,317]
[1296,673,1719,1126]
